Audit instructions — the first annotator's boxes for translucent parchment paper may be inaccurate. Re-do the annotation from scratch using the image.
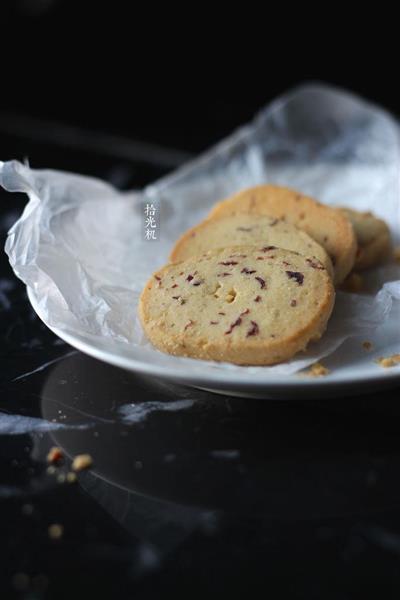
[1,84,400,377]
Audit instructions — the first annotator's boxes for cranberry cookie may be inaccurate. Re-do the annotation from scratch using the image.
[170,214,333,278]
[208,185,356,285]
[139,245,335,365]
[339,208,391,270]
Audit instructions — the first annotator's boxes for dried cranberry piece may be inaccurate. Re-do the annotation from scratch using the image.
[286,271,304,285]
[186,274,194,282]
[254,295,261,302]
[306,258,324,270]
[224,309,249,335]
[171,283,178,288]
[291,299,297,307]
[241,268,256,274]
[218,261,239,266]
[246,321,259,337]
[225,316,242,335]
[260,246,276,252]
[255,276,266,289]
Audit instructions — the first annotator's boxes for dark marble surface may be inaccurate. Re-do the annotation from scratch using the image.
[2,130,400,600]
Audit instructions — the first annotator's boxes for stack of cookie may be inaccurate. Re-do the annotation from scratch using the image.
[139,185,392,365]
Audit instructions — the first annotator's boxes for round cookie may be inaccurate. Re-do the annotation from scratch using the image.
[208,185,357,286]
[139,245,335,366]
[338,208,391,270]
[170,214,333,278]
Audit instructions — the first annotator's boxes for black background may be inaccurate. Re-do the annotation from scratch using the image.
[1,0,398,157]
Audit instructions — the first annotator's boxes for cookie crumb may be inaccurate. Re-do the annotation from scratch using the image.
[362,341,373,351]
[66,471,77,484]
[393,247,400,264]
[341,273,364,293]
[48,523,64,540]
[304,362,330,377]
[376,354,400,368]
[46,446,63,464]
[72,454,93,472]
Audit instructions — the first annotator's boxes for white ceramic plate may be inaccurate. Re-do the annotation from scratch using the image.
[28,288,400,399]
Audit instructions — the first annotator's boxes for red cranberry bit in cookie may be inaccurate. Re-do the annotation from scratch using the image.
[241,268,256,274]
[255,276,266,289]
[218,261,239,266]
[186,274,194,282]
[260,246,276,252]
[246,321,259,337]
[171,283,178,288]
[224,309,250,335]
[306,258,324,270]
[254,296,261,302]
[285,271,304,285]
[225,317,242,335]
[290,299,297,307]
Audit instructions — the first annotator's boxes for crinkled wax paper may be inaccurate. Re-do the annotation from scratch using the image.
[1,84,400,378]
